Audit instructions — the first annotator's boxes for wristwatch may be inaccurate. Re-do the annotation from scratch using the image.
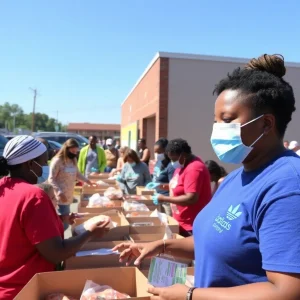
[186,287,196,300]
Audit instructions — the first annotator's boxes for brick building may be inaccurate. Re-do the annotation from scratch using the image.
[121,52,300,170]
[67,123,120,141]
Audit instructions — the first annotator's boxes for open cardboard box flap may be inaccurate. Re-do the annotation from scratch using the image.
[65,241,130,270]
[15,267,150,300]
[126,216,179,234]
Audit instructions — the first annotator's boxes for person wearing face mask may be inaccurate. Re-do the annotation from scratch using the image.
[114,54,300,300]
[104,138,119,173]
[48,138,92,230]
[116,148,151,195]
[0,136,110,299]
[109,146,129,177]
[205,160,228,195]
[78,135,107,176]
[145,138,175,215]
[151,138,211,236]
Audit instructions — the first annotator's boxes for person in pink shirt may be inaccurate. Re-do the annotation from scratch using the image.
[152,138,212,236]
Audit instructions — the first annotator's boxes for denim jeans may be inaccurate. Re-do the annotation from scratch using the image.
[58,204,70,231]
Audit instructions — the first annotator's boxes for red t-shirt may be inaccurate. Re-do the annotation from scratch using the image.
[0,177,64,300]
[169,157,212,231]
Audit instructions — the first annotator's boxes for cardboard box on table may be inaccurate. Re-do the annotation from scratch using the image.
[123,200,157,213]
[72,211,130,241]
[89,178,117,185]
[126,216,179,234]
[82,185,114,194]
[129,233,184,243]
[136,186,155,196]
[65,241,129,270]
[88,173,110,180]
[15,267,150,300]
[78,199,123,214]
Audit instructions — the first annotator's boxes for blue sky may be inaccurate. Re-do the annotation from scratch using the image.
[0,0,299,125]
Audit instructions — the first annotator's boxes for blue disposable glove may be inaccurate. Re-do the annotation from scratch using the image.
[152,194,159,205]
[116,175,122,182]
[146,182,160,189]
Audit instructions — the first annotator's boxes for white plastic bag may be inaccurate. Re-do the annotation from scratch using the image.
[87,194,113,208]
[74,215,116,235]
[104,187,123,200]
[150,209,168,225]
[80,280,130,300]
[123,201,149,212]
[96,180,109,186]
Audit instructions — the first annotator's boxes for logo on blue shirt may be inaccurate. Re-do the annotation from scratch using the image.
[226,204,242,220]
[213,204,242,234]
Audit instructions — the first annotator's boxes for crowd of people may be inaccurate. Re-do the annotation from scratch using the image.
[1,53,300,299]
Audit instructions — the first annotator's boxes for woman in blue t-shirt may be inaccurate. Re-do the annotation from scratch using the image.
[114,54,300,300]
[146,138,175,215]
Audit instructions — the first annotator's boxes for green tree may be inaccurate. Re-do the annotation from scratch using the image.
[0,102,65,132]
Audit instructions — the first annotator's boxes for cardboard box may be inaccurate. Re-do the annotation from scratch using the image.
[15,267,150,300]
[126,216,179,234]
[88,173,110,180]
[123,195,154,206]
[72,212,130,241]
[90,178,117,185]
[65,241,130,270]
[136,186,155,196]
[129,233,184,242]
[82,185,113,194]
[78,199,123,214]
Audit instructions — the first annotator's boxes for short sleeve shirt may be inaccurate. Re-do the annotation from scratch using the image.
[0,177,64,299]
[85,148,99,176]
[170,157,211,231]
[193,151,300,288]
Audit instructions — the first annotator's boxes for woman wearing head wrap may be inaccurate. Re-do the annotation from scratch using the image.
[0,136,110,300]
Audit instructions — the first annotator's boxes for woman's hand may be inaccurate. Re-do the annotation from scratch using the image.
[87,219,111,239]
[152,194,163,205]
[112,240,163,266]
[148,284,189,300]
[58,194,68,203]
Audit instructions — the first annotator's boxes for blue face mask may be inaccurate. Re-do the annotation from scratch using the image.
[31,161,50,183]
[210,115,264,164]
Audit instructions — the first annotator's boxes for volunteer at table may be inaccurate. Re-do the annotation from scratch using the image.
[0,136,110,300]
[205,160,227,195]
[115,54,300,300]
[116,148,151,194]
[152,138,211,236]
[104,138,119,173]
[110,146,128,176]
[146,138,175,215]
[78,135,107,176]
[48,138,92,229]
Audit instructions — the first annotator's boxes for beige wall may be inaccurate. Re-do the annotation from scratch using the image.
[145,116,156,158]
[168,58,300,171]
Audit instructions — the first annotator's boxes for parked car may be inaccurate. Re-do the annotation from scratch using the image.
[0,135,8,157]
[4,135,17,141]
[32,132,89,149]
[48,140,62,157]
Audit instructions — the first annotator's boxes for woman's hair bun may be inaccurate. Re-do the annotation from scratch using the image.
[245,54,286,78]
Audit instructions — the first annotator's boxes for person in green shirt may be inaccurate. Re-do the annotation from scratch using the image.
[78,135,106,176]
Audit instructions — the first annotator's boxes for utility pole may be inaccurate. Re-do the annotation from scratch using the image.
[29,88,38,133]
